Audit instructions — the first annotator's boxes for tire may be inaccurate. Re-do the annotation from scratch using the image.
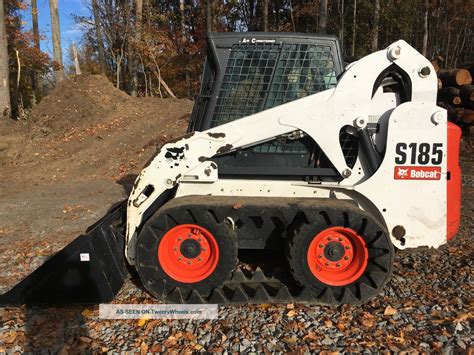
[287,207,394,305]
[135,206,238,302]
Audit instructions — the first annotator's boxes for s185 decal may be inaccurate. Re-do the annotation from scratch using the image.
[395,143,443,165]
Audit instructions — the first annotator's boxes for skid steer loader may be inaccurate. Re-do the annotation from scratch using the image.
[0,33,461,306]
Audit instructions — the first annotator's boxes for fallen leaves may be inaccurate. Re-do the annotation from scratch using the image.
[384,305,398,316]
[360,312,376,328]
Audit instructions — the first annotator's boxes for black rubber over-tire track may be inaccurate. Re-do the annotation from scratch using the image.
[135,196,394,305]
[287,208,394,305]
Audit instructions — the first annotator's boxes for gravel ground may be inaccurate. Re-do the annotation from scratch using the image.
[0,136,473,353]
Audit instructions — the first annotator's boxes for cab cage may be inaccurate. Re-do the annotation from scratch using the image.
[188,32,356,181]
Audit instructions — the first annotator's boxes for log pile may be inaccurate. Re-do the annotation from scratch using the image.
[436,65,474,134]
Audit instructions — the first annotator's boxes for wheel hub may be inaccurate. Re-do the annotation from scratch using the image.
[180,239,201,259]
[307,227,368,286]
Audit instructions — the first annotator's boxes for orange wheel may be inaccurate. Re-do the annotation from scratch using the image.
[307,227,368,286]
[158,224,219,283]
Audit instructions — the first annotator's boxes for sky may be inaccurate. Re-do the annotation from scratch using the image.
[22,0,90,65]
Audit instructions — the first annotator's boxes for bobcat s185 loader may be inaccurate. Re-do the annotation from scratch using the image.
[0,33,461,306]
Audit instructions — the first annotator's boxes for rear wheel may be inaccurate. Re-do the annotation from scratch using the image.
[287,208,394,305]
[136,207,238,301]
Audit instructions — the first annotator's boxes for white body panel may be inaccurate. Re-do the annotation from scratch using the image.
[125,40,447,264]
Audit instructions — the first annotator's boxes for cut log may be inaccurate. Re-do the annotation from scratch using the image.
[438,87,461,105]
[460,64,474,79]
[459,85,474,103]
[461,108,474,125]
[438,69,472,87]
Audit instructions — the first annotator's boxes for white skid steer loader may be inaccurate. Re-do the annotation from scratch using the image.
[0,33,461,306]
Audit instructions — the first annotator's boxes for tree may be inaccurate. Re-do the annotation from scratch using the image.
[0,0,10,117]
[422,0,428,57]
[371,0,380,51]
[31,0,40,106]
[205,0,212,33]
[49,0,65,82]
[92,0,106,75]
[263,0,269,31]
[351,0,357,57]
[319,0,328,34]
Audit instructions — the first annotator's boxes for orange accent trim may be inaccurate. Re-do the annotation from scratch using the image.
[158,224,219,283]
[307,227,368,286]
[447,123,461,240]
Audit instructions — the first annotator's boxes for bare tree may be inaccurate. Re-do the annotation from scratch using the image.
[130,0,143,96]
[0,0,10,117]
[32,0,40,49]
[92,0,107,75]
[205,0,212,34]
[319,0,328,34]
[31,0,40,106]
[179,0,186,43]
[49,0,65,82]
[351,0,357,56]
[72,43,82,75]
[371,0,380,51]
[263,0,269,31]
[422,0,428,56]
[338,0,345,53]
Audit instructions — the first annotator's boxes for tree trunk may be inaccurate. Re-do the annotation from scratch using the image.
[319,0,328,34]
[263,0,269,31]
[179,0,186,44]
[32,0,40,49]
[422,0,428,57]
[371,0,380,52]
[131,0,143,96]
[72,43,81,76]
[351,0,356,56]
[0,0,10,117]
[205,0,212,34]
[92,0,106,75]
[49,0,65,82]
[31,0,40,106]
[339,0,345,54]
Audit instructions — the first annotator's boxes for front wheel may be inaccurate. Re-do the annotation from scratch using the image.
[135,207,238,302]
[287,208,394,305]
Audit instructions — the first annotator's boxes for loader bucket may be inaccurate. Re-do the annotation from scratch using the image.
[0,201,129,305]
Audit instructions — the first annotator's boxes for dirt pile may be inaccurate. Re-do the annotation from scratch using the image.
[30,75,131,134]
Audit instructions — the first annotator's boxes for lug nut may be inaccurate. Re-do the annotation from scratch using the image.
[318,255,322,259]
[345,246,350,250]
[198,257,202,261]
[344,256,349,260]
[187,261,192,265]
[325,262,329,266]
[336,263,341,267]
[319,244,324,248]
[178,257,182,261]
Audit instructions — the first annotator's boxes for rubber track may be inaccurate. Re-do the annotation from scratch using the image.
[138,196,393,305]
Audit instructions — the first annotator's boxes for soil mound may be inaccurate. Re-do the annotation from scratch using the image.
[30,75,130,134]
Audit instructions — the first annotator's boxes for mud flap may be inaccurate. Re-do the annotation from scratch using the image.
[0,201,129,305]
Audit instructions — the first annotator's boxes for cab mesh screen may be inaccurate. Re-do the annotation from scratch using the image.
[211,43,337,127]
[210,42,348,159]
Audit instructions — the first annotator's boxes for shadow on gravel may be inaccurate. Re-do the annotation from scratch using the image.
[116,174,138,196]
